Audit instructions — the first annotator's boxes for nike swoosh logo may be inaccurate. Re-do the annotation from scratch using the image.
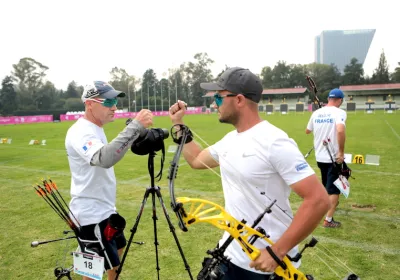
[242,153,255,158]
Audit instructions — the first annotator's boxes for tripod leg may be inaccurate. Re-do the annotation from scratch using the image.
[115,187,151,280]
[155,187,194,280]
[151,189,161,280]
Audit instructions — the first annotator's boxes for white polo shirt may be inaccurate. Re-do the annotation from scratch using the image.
[306,106,347,163]
[209,120,315,273]
[65,118,117,226]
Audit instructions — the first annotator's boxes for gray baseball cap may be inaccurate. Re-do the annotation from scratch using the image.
[200,67,263,103]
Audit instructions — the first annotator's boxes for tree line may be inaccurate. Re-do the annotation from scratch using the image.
[0,51,399,116]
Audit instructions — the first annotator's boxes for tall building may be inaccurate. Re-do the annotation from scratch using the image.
[314,29,376,72]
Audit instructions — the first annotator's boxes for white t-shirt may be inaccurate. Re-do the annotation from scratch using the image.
[306,106,347,163]
[65,118,117,226]
[208,120,315,273]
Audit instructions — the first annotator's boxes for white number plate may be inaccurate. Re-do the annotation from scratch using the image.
[73,252,104,280]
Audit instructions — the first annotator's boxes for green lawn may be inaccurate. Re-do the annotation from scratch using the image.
[0,111,399,279]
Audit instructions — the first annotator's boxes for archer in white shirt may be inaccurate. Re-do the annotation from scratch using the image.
[306,88,347,228]
[65,81,153,279]
[169,67,329,279]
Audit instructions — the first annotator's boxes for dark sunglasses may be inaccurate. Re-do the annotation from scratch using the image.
[213,93,238,106]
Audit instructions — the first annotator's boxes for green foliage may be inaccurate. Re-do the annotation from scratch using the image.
[261,66,273,88]
[0,76,17,116]
[139,68,158,109]
[184,52,215,105]
[371,50,390,84]
[304,63,342,102]
[261,61,307,89]
[109,67,135,110]
[288,64,308,87]
[271,61,292,88]
[343,58,365,85]
[64,81,80,99]
[11,57,49,109]
[318,89,331,103]
[11,57,49,88]
[390,62,400,83]
[305,63,342,92]
[65,98,84,111]
[261,62,342,97]
[37,81,59,109]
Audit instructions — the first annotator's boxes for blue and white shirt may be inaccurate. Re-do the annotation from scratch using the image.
[307,106,347,163]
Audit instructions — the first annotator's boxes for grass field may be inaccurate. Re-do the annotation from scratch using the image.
[0,111,399,280]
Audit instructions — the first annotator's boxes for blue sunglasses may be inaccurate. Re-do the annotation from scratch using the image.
[89,98,118,108]
[213,93,238,106]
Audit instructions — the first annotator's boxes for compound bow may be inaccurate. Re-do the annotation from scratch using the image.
[304,76,322,159]
[307,76,322,108]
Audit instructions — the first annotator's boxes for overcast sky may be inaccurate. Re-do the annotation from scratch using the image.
[0,0,398,90]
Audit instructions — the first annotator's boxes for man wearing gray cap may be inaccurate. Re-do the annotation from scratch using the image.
[169,68,329,279]
[65,81,153,279]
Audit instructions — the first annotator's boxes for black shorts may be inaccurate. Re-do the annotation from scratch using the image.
[222,262,272,280]
[199,258,272,280]
[79,215,127,270]
[317,162,340,195]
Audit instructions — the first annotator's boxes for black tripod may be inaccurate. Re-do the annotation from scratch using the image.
[115,151,193,280]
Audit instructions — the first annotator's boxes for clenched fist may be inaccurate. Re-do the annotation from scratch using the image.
[169,100,187,124]
[135,109,153,128]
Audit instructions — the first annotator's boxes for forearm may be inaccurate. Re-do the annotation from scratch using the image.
[91,120,147,168]
[272,197,328,258]
[337,130,346,154]
[173,121,216,169]
[182,141,203,168]
[171,120,201,167]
